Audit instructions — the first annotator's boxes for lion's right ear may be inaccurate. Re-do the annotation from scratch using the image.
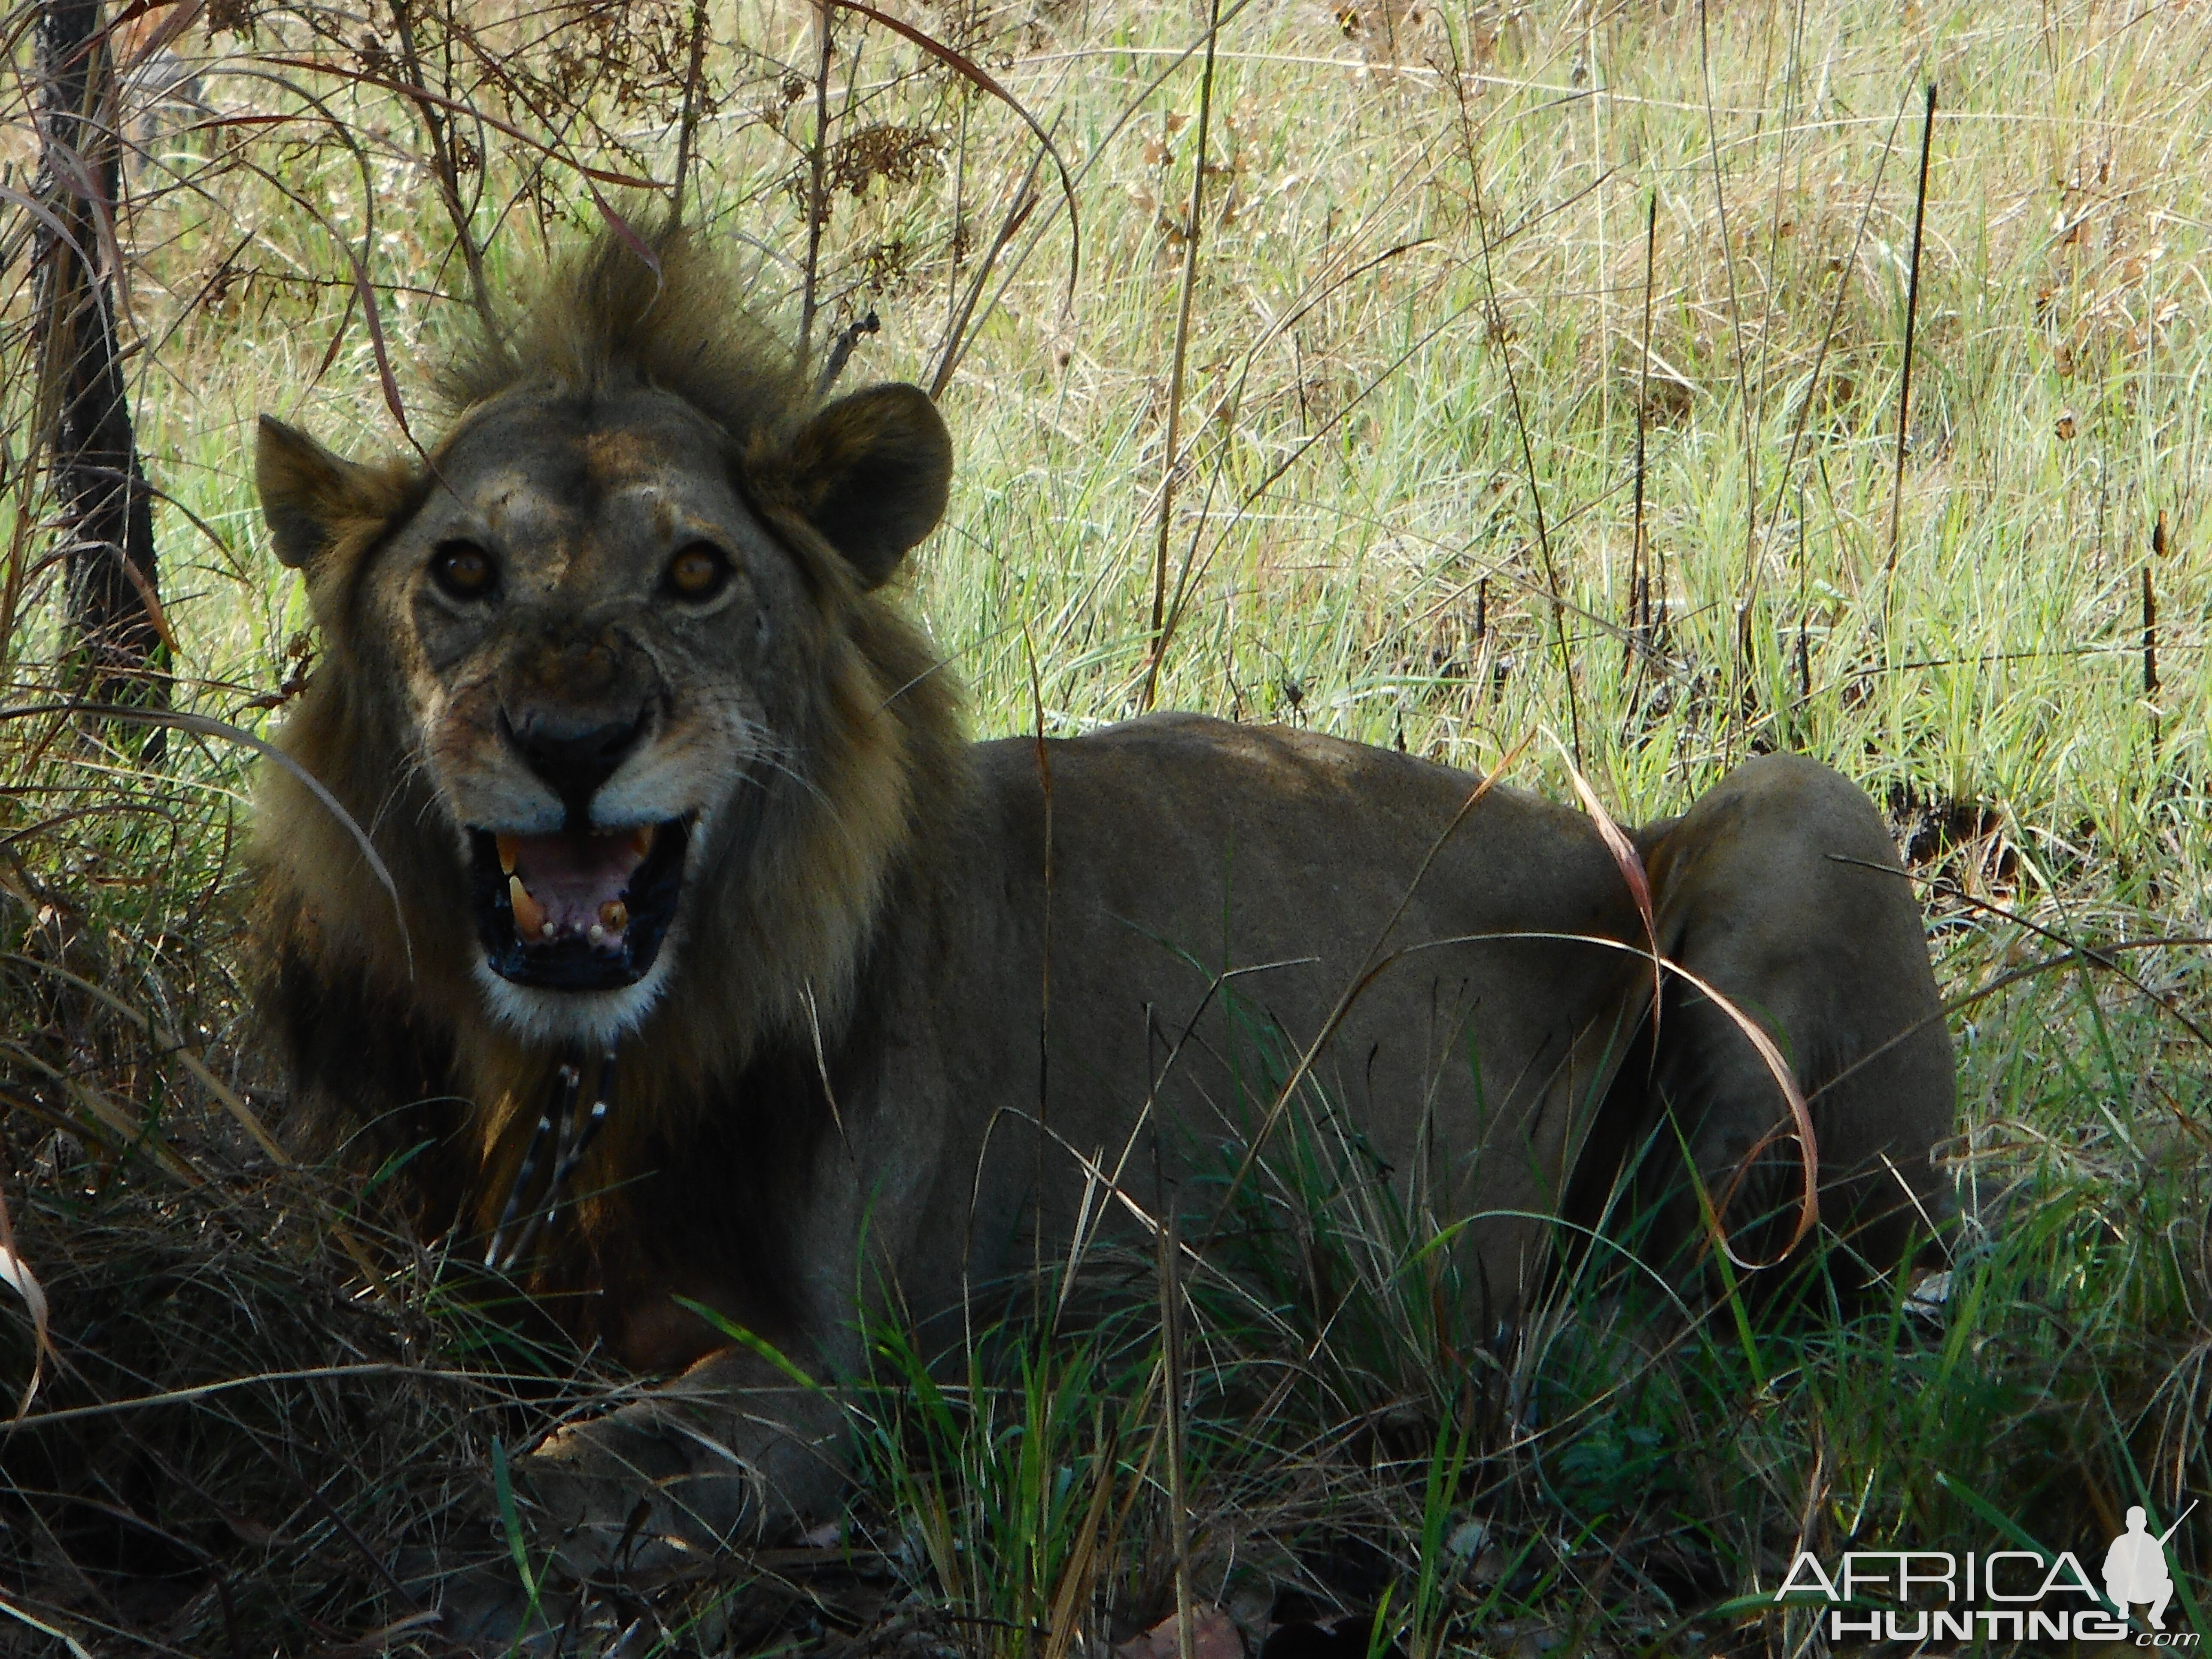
[255,415,405,574]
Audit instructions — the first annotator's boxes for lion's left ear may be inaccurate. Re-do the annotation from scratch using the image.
[786,383,952,588]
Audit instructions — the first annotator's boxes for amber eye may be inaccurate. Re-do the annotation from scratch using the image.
[431,540,496,599]
[665,542,729,601]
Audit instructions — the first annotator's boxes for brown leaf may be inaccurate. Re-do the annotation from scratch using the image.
[1116,1605,1245,1659]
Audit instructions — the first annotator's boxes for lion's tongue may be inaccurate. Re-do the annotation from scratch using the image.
[498,827,652,949]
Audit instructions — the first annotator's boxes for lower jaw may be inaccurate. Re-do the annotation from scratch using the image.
[472,951,676,1045]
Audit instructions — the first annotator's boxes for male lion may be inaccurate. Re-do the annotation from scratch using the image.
[251,228,1953,1623]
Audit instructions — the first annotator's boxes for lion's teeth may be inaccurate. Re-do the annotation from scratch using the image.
[599,900,628,932]
[496,834,518,876]
[588,924,606,945]
[508,874,547,939]
[628,826,653,858]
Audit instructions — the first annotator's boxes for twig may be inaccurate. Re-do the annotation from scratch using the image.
[1440,21,1580,761]
[384,0,495,336]
[1027,632,1054,1307]
[6,1365,415,1431]
[1138,0,1225,714]
[1469,173,1582,766]
[1631,191,1656,654]
[1697,1,1756,616]
[830,0,1082,309]
[1150,237,1435,678]
[1887,81,1937,572]
[799,0,834,360]
[930,140,1045,398]
[668,0,711,233]
[1159,1207,1194,1659]
[814,309,879,399]
[1794,483,1811,720]
[922,0,1262,404]
[1754,86,1911,571]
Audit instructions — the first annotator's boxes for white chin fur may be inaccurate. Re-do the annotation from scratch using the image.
[472,948,675,1046]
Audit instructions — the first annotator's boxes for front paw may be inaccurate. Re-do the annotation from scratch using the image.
[521,1395,778,1583]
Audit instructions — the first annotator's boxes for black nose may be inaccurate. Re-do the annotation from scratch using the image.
[507,708,649,823]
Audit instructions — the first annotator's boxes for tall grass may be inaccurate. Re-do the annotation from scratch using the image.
[2,0,2209,1651]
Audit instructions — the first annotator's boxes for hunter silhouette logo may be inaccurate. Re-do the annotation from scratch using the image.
[2107,1504,2193,1630]
[1774,1500,2199,1645]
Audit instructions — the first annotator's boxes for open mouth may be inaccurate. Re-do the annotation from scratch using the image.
[466,817,690,990]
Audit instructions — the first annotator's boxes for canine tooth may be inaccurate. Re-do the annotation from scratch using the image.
[628,826,653,858]
[600,900,628,932]
[496,834,518,876]
[508,874,547,939]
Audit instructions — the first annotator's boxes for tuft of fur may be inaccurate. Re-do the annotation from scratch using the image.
[436,226,811,448]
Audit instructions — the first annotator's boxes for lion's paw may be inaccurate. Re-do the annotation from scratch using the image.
[522,1396,775,1583]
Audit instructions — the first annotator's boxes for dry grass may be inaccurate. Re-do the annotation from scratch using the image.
[4,0,2212,1652]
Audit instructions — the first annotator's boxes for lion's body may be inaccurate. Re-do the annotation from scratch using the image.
[250,229,1953,1620]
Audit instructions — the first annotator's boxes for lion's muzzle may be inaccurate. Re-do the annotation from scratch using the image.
[464,700,693,991]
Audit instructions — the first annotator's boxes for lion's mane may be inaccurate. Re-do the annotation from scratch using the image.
[252,228,970,1347]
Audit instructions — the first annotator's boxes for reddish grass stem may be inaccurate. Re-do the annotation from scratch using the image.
[1632,191,1656,652]
[2145,509,2165,756]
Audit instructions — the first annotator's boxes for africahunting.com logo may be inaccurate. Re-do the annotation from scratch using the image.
[1774,1504,2198,1646]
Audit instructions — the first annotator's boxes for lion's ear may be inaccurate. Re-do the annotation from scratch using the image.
[255,414,401,574]
[787,384,952,588]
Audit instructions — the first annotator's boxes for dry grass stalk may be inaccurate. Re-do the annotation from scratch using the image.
[1887,80,1938,574]
[1139,0,1225,714]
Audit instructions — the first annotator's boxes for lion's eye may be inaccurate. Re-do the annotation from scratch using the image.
[665,542,729,601]
[431,540,496,599]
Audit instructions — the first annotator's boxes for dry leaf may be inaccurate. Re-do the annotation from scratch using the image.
[1116,1605,1244,1659]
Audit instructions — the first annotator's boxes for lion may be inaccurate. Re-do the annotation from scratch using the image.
[249,227,1954,1629]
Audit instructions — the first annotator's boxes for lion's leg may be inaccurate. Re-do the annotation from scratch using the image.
[1611,754,1953,1279]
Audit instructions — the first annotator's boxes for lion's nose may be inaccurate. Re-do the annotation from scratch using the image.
[507,708,650,823]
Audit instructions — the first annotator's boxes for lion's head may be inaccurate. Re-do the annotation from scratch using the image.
[253,230,963,1068]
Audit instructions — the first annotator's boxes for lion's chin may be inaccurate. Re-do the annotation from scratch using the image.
[472,955,676,1047]
[465,815,692,992]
